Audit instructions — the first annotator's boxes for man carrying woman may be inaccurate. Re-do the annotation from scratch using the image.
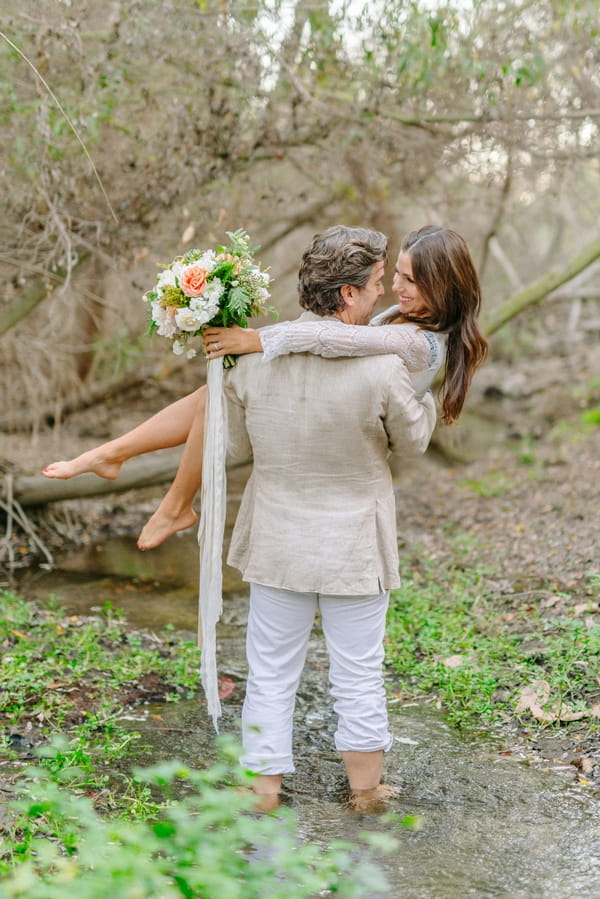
[44,224,487,809]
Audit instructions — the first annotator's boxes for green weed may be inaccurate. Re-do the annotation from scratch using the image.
[581,405,600,426]
[0,590,200,728]
[459,470,516,497]
[385,555,600,729]
[0,738,394,898]
[0,590,200,812]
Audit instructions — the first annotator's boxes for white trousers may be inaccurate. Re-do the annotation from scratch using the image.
[241,582,393,775]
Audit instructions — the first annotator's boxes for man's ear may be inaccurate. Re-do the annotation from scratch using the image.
[340,284,354,305]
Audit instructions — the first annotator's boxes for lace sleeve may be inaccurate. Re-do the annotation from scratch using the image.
[259,319,432,373]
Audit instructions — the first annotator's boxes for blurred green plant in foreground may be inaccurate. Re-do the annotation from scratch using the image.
[0,736,397,898]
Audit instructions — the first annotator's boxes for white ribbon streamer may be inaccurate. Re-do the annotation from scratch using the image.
[198,358,228,730]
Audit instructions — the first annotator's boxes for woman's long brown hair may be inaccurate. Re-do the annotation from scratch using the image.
[385,226,488,424]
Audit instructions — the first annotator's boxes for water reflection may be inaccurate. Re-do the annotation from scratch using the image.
[19,533,600,899]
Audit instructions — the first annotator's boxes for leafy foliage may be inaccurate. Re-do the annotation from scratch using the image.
[385,549,600,728]
[0,739,394,897]
[0,591,200,730]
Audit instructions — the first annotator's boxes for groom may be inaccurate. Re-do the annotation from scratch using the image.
[224,225,436,808]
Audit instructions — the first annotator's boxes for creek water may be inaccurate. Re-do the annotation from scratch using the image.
[21,529,600,899]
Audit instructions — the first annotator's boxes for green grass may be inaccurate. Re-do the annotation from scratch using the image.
[385,558,600,729]
[581,405,600,426]
[0,590,201,815]
[0,590,200,728]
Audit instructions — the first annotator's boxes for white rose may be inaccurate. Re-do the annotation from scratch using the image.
[186,348,197,360]
[175,307,206,332]
[172,340,185,355]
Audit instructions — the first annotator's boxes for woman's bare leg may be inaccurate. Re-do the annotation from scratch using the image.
[137,386,207,550]
[42,389,203,480]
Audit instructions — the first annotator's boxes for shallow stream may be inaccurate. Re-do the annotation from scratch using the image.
[21,531,600,899]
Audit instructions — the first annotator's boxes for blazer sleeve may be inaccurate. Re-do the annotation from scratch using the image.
[383,357,437,458]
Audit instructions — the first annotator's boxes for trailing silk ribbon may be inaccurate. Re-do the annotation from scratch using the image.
[198,358,227,729]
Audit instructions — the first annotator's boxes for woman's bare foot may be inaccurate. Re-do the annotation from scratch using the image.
[137,502,198,550]
[42,445,123,481]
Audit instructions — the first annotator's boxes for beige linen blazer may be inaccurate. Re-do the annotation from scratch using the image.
[224,313,437,596]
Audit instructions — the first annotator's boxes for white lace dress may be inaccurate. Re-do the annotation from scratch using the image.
[259,307,447,395]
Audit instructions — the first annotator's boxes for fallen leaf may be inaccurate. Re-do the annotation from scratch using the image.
[516,680,589,723]
[559,709,588,722]
[574,602,593,616]
[581,757,595,775]
[540,596,562,609]
[516,680,550,717]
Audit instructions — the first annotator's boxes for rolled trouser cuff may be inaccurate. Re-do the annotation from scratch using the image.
[239,750,295,775]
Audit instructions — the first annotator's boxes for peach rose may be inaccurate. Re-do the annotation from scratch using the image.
[180,264,209,297]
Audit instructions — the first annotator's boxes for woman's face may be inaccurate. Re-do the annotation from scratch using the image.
[392,251,429,317]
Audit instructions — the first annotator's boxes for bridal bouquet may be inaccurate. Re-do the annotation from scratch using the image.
[143,229,272,367]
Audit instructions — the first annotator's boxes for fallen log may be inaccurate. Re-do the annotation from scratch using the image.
[7,450,183,507]
[6,452,249,508]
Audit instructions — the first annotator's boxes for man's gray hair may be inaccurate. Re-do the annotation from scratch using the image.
[298,225,388,316]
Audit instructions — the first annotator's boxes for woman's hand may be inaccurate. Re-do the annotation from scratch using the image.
[202,326,262,359]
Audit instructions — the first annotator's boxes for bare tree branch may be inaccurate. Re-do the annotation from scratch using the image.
[483,233,600,335]
[478,154,513,279]
[0,254,89,337]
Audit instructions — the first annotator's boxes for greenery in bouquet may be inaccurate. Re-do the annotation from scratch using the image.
[143,229,273,367]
